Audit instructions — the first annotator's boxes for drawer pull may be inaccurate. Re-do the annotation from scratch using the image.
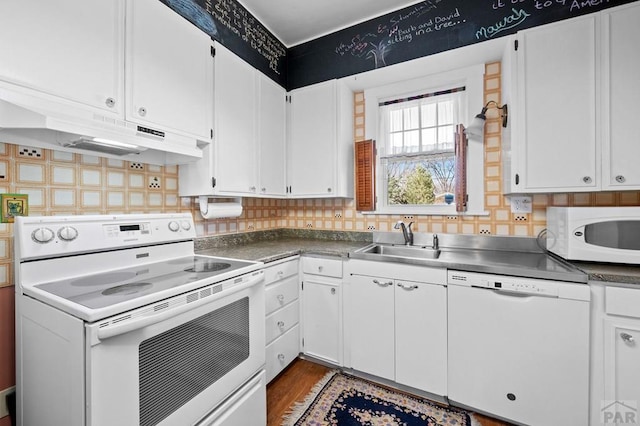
[277,353,285,362]
[373,279,393,287]
[277,294,285,303]
[397,283,418,290]
[277,321,285,328]
[621,332,635,344]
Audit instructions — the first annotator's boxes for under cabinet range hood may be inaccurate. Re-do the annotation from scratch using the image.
[0,92,204,165]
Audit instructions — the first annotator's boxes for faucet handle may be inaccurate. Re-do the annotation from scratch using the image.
[407,221,414,231]
[394,220,404,230]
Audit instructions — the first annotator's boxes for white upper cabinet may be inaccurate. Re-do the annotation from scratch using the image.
[601,2,640,190]
[126,0,213,140]
[258,74,287,197]
[511,14,598,193]
[0,0,212,146]
[179,43,287,197]
[0,0,124,115]
[288,80,354,198]
[504,2,640,194]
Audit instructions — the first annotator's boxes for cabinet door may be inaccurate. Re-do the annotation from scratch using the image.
[602,3,640,190]
[0,0,124,115]
[212,44,258,195]
[288,81,337,197]
[516,16,598,192]
[302,279,341,365]
[126,0,212,139]
[348,275,394,380]
[604,321,640,410]
[258,74,286,197]
[395,281,447,396]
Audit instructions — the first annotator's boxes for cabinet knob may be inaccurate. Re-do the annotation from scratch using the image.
[615,175,626,183]
[277,353,285,362]
[621,332,635,344]
[277,321,285,328]
[138,107,147,117]
[277,270,284,276]
[261,187,266,193]
[276,294,285,303]
[327,188,332,193]
[250,186,256,192]
[318,266,323,272]
[105,97,116,108]
[331,287,336,295]
[582,176,592,184]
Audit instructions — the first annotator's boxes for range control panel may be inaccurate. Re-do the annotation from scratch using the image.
[15,213,196,261]
[448,271,560,297]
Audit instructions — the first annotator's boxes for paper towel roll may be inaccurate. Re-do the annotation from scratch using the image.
[199,196,243,219]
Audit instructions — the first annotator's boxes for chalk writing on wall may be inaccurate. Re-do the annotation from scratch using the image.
[161,0,287,87]
[288,0,637,89]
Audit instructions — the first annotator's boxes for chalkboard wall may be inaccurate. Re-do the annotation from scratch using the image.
[160,0,287,87]
[287,0,638,90]
[160,0,638,91]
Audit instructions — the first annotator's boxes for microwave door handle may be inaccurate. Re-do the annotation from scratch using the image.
[95,272,264,342]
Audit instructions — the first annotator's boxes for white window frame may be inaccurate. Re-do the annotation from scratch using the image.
[364,64,486,215]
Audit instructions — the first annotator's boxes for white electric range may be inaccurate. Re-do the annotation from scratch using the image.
[14,213,266,426]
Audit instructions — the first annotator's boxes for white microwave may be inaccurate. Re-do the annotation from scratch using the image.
[546,207,640,264]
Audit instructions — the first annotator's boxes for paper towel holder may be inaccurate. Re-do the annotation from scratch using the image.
[198,196,242,218]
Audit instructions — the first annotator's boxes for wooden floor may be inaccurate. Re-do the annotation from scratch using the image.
[266,358,512,426]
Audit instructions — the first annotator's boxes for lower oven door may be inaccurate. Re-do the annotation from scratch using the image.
[84,273,265,426]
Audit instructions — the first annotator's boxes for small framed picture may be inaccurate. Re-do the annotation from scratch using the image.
[1,193,29,223]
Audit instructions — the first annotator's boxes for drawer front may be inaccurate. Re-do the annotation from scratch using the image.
[606,286,640,318]
[302,257,343,278]
[265,300,299,345]
[264,259,299,285]
[266,324,299,383]
[265,275,299,315]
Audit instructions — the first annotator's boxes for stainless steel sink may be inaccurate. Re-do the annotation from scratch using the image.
[355,243,441,261]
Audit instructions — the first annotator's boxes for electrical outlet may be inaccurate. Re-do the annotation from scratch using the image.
[0,386,15,418]
[510,196,532,213]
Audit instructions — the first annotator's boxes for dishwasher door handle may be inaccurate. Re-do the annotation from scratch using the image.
[471,285,558,299]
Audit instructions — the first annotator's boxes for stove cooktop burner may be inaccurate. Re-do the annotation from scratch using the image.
[33,254,259,313]
[102,282,153,296]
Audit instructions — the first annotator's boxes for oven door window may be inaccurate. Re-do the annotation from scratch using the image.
[139,297,250,426]
[584,220,640,250]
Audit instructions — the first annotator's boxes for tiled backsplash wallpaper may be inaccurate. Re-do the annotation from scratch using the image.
[1,61,639,286]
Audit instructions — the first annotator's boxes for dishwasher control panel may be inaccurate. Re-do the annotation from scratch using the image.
[448,271,559,297]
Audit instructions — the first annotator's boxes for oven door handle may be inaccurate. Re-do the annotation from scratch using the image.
[94,272,264,343]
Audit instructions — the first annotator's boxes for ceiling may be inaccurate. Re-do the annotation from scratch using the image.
[238,0,423,47]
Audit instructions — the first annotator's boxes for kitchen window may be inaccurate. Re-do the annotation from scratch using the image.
[363,64,486,215]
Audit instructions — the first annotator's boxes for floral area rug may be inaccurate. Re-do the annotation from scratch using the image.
[282,370,476,426]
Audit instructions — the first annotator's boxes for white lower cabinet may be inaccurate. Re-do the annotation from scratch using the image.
[345,259,447,396]
[264,257,300,383]
[591,282,640,425]
[301,256,343,366]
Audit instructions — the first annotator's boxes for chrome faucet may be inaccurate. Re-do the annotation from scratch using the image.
[433,233,439,251]
[394,220,414,246]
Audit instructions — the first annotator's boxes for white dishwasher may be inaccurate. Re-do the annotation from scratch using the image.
[447,270,590,426]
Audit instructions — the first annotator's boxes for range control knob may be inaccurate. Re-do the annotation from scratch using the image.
[168,221,180,232]
[180,220,191,231]
[32,227,55,244]
[58,226,79,241]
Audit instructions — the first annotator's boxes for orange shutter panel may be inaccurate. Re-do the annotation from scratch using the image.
[355,139,376,211]
[454,124,468,212]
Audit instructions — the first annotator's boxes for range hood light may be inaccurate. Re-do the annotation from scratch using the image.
[90,138,142,150]
[63,137,147,156]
